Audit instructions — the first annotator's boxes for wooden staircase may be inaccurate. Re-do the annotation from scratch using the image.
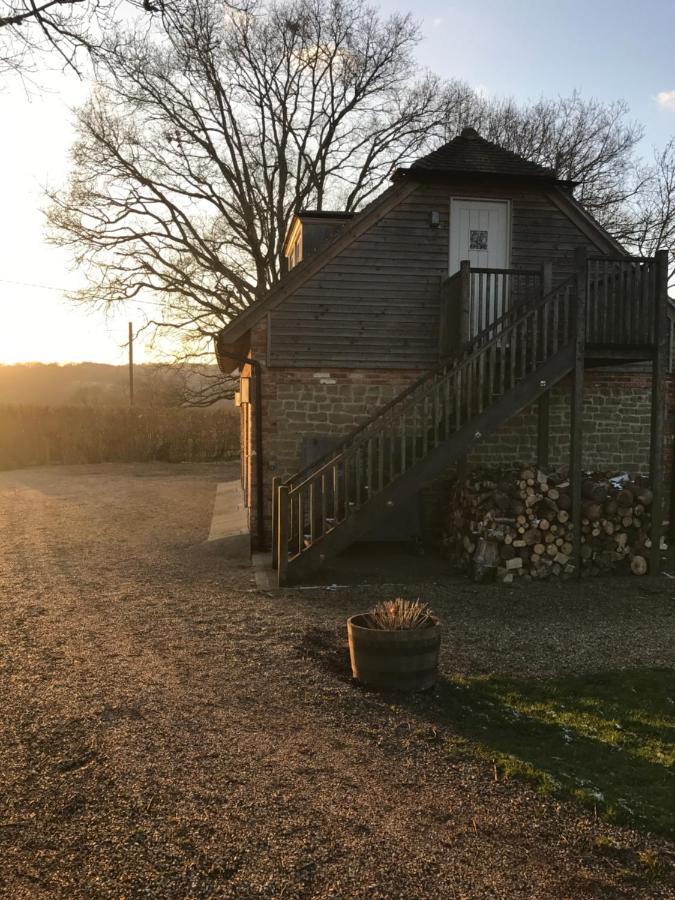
[272,251,668,586]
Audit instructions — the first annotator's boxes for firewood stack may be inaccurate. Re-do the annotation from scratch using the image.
[445,467,663,582]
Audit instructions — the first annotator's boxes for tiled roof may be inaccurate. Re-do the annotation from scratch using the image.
[298,210,355,220]
[408,127,558,180]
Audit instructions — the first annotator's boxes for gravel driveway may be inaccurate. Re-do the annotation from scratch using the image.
[0,463,672,898]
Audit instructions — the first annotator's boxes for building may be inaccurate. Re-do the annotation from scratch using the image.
[216,128,671,585]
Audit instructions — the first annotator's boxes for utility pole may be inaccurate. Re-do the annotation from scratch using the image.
[128,321,134,408]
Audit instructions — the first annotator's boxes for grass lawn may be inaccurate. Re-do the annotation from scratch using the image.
[426,667,674,838]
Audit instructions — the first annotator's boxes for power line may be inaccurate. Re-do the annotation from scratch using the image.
[0,277,171,310]
[0,276,70,292]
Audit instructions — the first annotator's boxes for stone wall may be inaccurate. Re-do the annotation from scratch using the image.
[246,316,672,549]
[245,318,421,547]
[468,371,664,474]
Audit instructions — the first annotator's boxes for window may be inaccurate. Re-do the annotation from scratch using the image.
[469,229,488,250]
[288,235,303,270]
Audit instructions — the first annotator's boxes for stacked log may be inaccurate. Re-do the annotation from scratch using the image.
[445,467,663,582]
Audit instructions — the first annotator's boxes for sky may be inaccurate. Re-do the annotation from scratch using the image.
[1,0,675,365]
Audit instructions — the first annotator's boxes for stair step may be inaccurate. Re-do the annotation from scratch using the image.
[279,344,575,585]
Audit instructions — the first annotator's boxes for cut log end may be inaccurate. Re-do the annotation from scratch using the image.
[630,555,648,576]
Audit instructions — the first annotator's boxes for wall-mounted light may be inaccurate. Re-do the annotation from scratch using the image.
[430,210,440,228]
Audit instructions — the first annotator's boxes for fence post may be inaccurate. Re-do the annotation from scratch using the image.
[277,483,290,586]
[570,247,587,577]
[649,249,669,575]
[271,476,280,570]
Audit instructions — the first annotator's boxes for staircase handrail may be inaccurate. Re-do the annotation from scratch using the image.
[467,274,575,354]
[286,275,577,497]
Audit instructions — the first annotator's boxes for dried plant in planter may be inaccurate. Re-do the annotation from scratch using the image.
[364,598,435,631]
[348,598,441,689]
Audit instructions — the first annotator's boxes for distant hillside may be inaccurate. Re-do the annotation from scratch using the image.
[0,363,235,408]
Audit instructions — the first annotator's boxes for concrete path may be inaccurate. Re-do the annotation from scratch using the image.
[206,478,249,557]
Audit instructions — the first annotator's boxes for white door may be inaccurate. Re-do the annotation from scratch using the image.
[449,199,509,336]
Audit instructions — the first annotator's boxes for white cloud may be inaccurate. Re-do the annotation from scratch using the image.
[655,90,675,111]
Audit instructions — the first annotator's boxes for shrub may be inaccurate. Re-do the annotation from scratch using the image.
[0,404,239,469]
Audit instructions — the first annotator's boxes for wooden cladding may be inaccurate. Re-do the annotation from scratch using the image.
[268,182,610,370]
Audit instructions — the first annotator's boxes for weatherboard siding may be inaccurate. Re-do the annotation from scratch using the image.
[268,180,612,369]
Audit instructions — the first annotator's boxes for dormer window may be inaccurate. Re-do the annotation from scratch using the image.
[283,210,355,272]
[290,232,303,269]
[284,217,303,271]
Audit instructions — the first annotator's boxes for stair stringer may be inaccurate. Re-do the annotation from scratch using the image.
[283,344,575,584]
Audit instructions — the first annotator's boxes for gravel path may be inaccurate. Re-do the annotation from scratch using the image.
[0,463,673,899]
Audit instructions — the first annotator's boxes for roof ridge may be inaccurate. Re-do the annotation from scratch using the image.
[459,130,556,171]
[408,128,558,180]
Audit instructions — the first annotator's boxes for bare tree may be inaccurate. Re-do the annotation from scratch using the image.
[47,0,675,396]
[442,90,675,290]
[47,0,453,356]
[622,139,675,288]
[0,0,162,75]
[1,0,87,73]
[443,92,646,237]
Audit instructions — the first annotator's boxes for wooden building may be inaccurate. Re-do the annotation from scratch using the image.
[215,128,671,585]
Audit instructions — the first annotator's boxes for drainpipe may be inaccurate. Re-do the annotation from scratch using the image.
[668,301,675,539]
[231,355,265,551]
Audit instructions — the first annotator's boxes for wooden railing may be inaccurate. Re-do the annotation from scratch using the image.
[275,276,577,583]
[469,266,542,338]
[586,256,659,347]
[439,263,543,359]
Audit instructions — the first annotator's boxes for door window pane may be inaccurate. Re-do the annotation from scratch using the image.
[470,229,488,250]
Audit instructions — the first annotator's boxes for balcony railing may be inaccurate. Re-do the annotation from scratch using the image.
[439,263,543,359]
[440,254,668,361]
[586,256,659,348]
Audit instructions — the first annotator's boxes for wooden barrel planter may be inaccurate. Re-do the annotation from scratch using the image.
[347,614,441,691]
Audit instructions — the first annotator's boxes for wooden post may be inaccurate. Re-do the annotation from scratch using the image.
[542,262,553,297]
[669,410,675,540]
[537,262,553,471]
[271,476,280,570]
[438,276,449,359]
[570,247,587,577]
[128,321,134,408]
[277,484,290,586]
[649,249,669,574]
[459,260,471,347]
[456,453,468,487]
[537,392,550,471]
